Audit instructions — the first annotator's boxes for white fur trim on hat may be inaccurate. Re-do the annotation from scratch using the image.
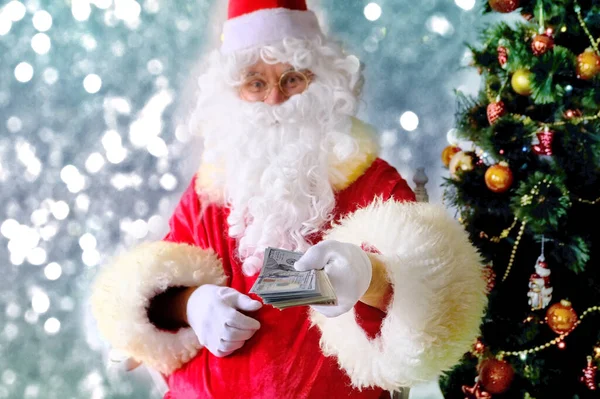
[221,8,324,54]
[311,200,488,390]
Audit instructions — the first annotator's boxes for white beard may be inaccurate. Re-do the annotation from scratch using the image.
[199,87,357,276]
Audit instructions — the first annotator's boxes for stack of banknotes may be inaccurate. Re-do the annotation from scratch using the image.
[250,248,337,310]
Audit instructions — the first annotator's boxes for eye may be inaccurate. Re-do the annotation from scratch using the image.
[244,79,267,93]
[280,72,307,93]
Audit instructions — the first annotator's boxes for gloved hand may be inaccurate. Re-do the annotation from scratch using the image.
[294,240,372,318]
[187,284,262,357]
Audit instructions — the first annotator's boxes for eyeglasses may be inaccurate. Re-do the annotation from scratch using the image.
[239,70,312,102]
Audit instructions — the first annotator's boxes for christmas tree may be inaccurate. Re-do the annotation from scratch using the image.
[439,0,600,398]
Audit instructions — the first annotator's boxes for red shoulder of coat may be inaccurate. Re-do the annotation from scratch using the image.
[334,158,416,217]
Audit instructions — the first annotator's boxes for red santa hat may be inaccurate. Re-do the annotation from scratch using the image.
[221,0,324,54]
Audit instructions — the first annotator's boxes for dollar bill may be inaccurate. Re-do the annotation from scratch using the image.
[250,248,337,310]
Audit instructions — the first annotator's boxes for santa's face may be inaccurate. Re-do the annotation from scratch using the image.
[192,42,361,275]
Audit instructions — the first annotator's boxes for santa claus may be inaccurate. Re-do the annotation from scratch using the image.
[90,1,488,398]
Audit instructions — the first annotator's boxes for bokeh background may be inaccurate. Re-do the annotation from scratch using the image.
[0,0,491,397]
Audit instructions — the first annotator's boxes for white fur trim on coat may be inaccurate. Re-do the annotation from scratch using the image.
[90,241,227,375]
[221,8,324,55]
[312,200,487,390]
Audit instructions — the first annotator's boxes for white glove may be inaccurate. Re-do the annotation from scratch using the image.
[186,284,262,357]
[294,240,372,318]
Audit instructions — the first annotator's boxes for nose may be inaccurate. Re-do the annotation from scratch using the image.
[264,86,287,105]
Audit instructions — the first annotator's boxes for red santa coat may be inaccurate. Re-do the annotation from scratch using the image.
[163,158,413,399]
[91,119,487,398]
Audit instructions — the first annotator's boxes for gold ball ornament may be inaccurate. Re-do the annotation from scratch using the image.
[576,49,600,80]
[546,299,578,334]
[485,162,513,193]
[511,68,534,96]
[442,145,461,167]
[448,151,474,179]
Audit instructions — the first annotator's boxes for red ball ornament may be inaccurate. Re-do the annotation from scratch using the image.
[546,299,578,334]
[531,33,554,56]
[497,46,508,67]
[577,49,600,80]
[488,0,520,13]
[487,100,506,125]
[479,359,515,394]
[532,128,555,156]
[485,162,513,193]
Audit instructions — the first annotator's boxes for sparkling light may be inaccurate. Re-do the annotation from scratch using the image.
[60,165,86,193]
[2,369,16,385]
[114,0,141,24]
[147,59,163,75]
[147,215,164,233]
[24,385,40,398]
[76,194,90,211]
[43,67,59,85]
[44,317,61,334]
[364,3,382,21]
[85,152,105,173]
[83,74,102,94]
[102,130,122,150]
[81,34,97,51]
[426,15,454,37]
[5,1,26,22]
[92,0,113,9]
[44,262,62,280]
[24,309,38,324]
[6,116,22,132]
[6,303,21,319]
[82,249,100,266]
[31,291,50,314]
[72,0,92,21]
[60,297,75,311]
[400,111,419,131]
[4,324,19,341]
[159,173,177,191]
[129,90,173,148]
[147,137,168,157]
[50,200,70,220]
[32,10,53,31]
[455,0,476,11]
[0,12,13,35]
[79,233,97,250]
[1,219,20,239]
[31,33,51,54]
[15,62,34,82]
[31,208,49,226]
[144,0,159,13]
[27,247,47,265]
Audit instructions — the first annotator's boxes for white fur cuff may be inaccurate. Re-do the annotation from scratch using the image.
[312,200,487,390]
[90,241,227,375]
